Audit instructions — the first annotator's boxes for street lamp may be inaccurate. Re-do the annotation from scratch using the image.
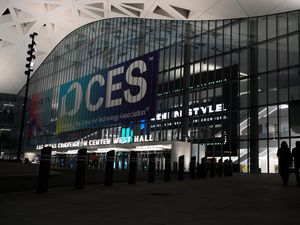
[17,32,38,160]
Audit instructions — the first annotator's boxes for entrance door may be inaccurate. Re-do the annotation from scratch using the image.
[115,152,128,170]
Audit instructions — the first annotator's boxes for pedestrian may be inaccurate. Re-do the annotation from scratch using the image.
[277,141,291,186]
[292,141,300,186]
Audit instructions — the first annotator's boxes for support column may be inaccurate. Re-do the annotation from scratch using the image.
[249,19,259,173]
[181,22,192,141]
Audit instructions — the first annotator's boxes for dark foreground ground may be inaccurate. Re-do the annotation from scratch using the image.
[0,161,299,225]
[0,161,178,192]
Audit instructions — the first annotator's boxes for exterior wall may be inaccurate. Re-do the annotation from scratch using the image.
[18,10,300,173]
[0,93,17,158]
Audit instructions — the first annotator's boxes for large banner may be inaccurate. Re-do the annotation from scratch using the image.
[56,51,159,134]
[26,89,53,137]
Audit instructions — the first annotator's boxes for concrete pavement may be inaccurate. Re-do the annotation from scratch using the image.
[1,174,299,225]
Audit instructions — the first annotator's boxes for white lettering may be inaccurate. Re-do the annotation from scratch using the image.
[36,135,155,151]
[124,60,147,103]
[200,106,207,114]
[60,82,82,116]
[105,67,123,107]
[162,112,168,120]
[193,107,200,115]
[139,136,144,142]
[174,110,181,118]
[134,136,139,142]
[215,103,223,112]
[86,74,105,111]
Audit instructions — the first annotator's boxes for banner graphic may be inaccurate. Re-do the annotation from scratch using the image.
[56,51,159,133]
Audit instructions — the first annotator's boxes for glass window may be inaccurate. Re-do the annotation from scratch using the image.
[224,25,231,52]
[240,49,248,77]
[269,139,278,173]
[268,15,276,39]
[279,104,289,137]
[216,29,223,55]
[289,68,300,101]
[232,51,239,69]
[207,89,214,101]
[288,11,299,33]
[258,107,268,138]
[289,34,299,66]
[216,56,222,72]
[209,26,216,57]
[278,37,287,68]
[232,22,239,50]
[268,40,277,71]
[249,18,257,44]
[239,109,248,140]
[259,140,268,173]
[201,33,208,58]
[268,72,277,104]
[240,20,248,47]
[258,74,267,105]
[278,70,288,102]
[176,45,184,67]
[268,105,278,138]
[239,78,248,108]
[215,87,222,97]
[278,13,287,36]
[258,17,267,42]
[258,44,267,73]
[200,90,207,103]
[224,53,230,68]
[239,141,249,173]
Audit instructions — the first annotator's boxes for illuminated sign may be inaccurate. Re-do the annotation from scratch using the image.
[154,103,226,120]
[36,135,154,150]
[56,51,159,134]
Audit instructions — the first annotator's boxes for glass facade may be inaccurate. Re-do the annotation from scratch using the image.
[18,10,300,173]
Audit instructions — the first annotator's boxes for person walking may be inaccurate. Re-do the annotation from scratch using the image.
[277,141,291,186]
[292,141,300,186]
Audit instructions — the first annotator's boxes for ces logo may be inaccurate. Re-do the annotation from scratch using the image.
[59,59,149,117]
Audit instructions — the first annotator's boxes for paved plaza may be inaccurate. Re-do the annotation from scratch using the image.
[1,173,299,225]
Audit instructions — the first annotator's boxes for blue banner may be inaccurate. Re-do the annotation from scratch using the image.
[56,51,159,133]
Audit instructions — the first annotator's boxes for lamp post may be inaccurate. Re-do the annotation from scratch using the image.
[17,32,38,160]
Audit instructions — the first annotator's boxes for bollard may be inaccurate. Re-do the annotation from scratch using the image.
[228,160,233,176]
[178,155,184,180]
[209,158,216,178]
[37,146,52,193]
[196,163,201,178]
[148,153,156,183]
[128,151,137,185]
[173,161,178,172]
[224,159,232,176]
[104,150,115,186]
[224,160,228,176]
[217,158,223,177]
[190,156,196,179]
[200,157,208,178]
[164,153,171,182]
[75,148,87,189]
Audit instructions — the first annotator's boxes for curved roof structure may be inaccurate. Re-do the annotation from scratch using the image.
[1,0,300,94]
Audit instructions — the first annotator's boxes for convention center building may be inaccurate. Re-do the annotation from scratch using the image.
[18,10,300,173]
